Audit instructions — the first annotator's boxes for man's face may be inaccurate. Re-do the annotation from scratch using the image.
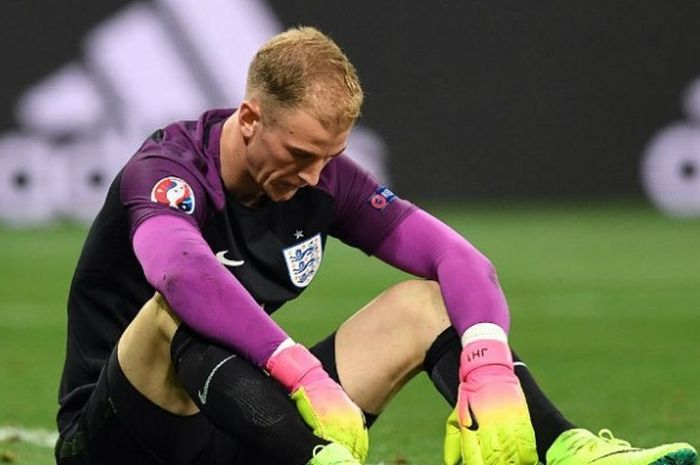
[243,106,350,202]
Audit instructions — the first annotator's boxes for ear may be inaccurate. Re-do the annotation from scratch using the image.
[238,100,261,138]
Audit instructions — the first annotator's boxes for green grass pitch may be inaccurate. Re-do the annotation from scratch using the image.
[1,202,699,464]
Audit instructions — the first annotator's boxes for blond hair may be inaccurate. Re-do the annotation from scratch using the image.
[246,26,363,132]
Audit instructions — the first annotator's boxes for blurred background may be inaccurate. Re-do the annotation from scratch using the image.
[1,0,700,223]
[1,1,699,464]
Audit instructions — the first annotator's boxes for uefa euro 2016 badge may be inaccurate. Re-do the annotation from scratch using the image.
[282,233,323,288]
[368,185,397,212]
[150,176,196,214]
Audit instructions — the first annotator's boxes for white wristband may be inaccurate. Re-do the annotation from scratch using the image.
[270,337,296,358]
[460,323,508,347]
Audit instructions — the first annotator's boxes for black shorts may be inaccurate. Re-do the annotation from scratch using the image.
[56,333,338,465]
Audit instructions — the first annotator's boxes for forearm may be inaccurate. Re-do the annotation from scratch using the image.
[374,209,510,336]
[133,214,288,366]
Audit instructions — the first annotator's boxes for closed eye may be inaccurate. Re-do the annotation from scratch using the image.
[289,148,316,160]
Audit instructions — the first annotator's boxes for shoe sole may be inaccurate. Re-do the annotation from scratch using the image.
[650,449,698,465]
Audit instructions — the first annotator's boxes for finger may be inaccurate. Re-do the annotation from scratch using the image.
[444,411,462,465]
[353,428,369,462]
[290,388,324,435]
[460,427,482,465]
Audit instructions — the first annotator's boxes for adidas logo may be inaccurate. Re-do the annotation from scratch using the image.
[641,76,700,217]
[0,0,388,226]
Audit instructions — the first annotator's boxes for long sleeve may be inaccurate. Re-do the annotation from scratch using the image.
[373,208,510,336]
[132,214,289,366]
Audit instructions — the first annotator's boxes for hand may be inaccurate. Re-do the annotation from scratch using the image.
[444,339,537,465]
[266,342,368,462]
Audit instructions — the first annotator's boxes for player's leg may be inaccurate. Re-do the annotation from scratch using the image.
[114,293,337,465]
[329,279,450,414]
[423,326,574,459]
[55,318,225,465]
[422,323,697,465]
[325,279,697,465]
[329,279,554,424]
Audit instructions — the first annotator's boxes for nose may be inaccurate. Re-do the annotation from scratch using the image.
[298,159,325,187]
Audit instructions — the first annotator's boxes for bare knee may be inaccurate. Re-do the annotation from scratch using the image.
[351,279,451,368]
[384,280,451,348]
[151,292,182,341]
[117,293,198,415]
[334,280,452,412]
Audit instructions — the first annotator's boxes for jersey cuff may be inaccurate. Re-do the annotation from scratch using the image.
[460,322,508,347]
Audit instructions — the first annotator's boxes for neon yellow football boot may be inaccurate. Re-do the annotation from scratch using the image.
[547,429,697,465]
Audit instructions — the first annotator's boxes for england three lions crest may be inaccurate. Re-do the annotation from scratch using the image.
[283,234,323,288]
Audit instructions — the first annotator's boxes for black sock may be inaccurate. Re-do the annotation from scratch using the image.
[170,325,327,465]
[511,351,577,461]
[423,327,576,461]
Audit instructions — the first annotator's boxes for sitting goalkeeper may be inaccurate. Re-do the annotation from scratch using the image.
[55,26,697,465]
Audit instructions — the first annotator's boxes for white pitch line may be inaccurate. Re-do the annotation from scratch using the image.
[0,426,58,448]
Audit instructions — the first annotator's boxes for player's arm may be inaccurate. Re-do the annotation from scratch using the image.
[132,213,368,461]
[121,149,367,460]
[133,213,286,364]
[325,154,535,464]
[373,209,537,465]
[323,154,535,465]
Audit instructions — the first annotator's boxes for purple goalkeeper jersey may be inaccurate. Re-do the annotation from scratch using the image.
[58,109,416,429]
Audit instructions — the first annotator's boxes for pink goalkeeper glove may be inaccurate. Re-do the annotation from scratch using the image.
[444,332,538,465]
[266,341,368,462]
